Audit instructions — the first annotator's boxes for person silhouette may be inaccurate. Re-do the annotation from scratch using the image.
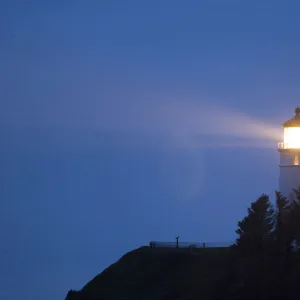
[176,236,179,248]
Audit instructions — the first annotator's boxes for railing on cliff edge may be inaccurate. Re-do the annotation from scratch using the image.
[149,241,235,248]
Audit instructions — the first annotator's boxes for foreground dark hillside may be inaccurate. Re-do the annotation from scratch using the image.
[66,193,300,300]
[66,246,231,300]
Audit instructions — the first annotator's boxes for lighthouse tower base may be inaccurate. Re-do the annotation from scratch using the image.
[279,150,300,201]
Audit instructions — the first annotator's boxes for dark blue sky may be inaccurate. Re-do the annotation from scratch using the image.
[1,1,300,299]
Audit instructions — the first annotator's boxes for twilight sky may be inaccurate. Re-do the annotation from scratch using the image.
[1,1,300,299]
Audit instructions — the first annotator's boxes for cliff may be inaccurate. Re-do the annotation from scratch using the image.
[65,246,232,300]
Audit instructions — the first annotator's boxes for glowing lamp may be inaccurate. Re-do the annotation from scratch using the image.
[284,127,300,149]
[278,107,300,201]
[279,107,300,149]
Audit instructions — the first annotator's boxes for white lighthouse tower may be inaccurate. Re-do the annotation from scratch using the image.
[278,107,300,200]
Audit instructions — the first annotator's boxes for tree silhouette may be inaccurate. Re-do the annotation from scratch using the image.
[227,194,275,300]
[235,194,274,254]
[220,192,300,300]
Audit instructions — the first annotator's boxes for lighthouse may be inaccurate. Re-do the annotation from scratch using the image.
[278,107,300,200]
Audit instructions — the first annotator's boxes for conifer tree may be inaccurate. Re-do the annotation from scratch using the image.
[233,194,275,300]
[235,194,274,254]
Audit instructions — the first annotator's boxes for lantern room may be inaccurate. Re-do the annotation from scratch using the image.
[278,107,300,150]
[278,107,300,200]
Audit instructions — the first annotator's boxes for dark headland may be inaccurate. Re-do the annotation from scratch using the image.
[65,193,300,300]
[65,246,232,300]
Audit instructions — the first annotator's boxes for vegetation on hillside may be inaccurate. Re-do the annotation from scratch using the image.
[214,191,300,300]
[65,190,300,300]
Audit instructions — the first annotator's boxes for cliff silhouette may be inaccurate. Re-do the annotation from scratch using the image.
[65,246,231,300]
